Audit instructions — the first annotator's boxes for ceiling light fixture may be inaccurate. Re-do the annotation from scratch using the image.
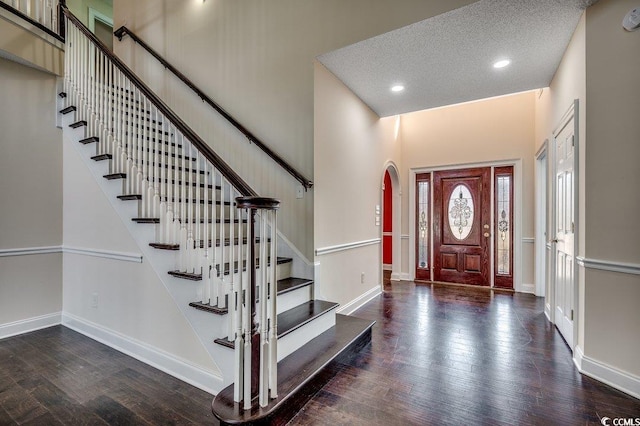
[493,59,511,69]
[391,85,405,93]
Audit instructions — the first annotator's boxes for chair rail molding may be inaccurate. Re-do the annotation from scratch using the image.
[0,246,143,263]
[315,238,381,257]
[576,256,640,276]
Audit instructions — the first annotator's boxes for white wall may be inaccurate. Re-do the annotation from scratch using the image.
[0,57,62,333]
[112,0,476,261]
[62,130,218,375]
[314,61,400,307]
[582,0,640,378]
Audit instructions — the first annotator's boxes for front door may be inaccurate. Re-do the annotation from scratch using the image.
[554,115,575,347]
[433,168,491,285]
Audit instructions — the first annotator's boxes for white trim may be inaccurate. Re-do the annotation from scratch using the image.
[521,283,536,294]
[382,232,393,237]
[383,264,392,271]
[401,234,409,240]
[88,8,113,33]
[277,230,314,267]
[62,313,223,395]
[522,237,535,244]
[0,245,62,257]
[398,272,412,281]
[577,257,640,276]
[315,238,381,257]
[0,312,61,340]
[574,346,640,400]
[0,245,143,263]
[63,246,143,263]
[336,286,382,316]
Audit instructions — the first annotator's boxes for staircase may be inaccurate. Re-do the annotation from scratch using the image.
[54,4,374,425]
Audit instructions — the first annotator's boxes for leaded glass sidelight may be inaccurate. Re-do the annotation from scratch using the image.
[496,175,511,275]
[417,181,429,269]
[448,184,474,240]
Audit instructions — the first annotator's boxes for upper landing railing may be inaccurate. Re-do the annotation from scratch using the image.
[0,0,64,40]
[113,25,314,191]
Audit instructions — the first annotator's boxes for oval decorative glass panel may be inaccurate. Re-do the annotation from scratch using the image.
[448,184,474,240]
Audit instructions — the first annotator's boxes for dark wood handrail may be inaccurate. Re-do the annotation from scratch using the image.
[62,6,257,197]
[114,26,314,190]
[0,0,64,42]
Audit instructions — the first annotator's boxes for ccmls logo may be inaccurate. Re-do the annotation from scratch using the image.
[602,418,611,426]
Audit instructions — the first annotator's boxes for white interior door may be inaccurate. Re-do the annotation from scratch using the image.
[554,117,575,348]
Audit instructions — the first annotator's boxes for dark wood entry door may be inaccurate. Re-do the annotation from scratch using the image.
[433,168,491,286]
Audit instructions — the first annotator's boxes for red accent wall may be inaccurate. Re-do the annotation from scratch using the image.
[383,171,392,265]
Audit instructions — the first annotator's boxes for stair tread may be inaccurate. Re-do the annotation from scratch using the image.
[277,277,313,295]
[169,257,292,281]
[80,136,99,144]
[70,120,87,128]
[60,106,76,114]
[150,237,270,250]
[91,154,112,161]
[277,300,338,339]
[212,314,374,424]
[189,301,228,315]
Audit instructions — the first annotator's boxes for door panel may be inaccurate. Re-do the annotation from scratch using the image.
[415,174,431,280]
[554,117,575,348]
[434,168,491,286]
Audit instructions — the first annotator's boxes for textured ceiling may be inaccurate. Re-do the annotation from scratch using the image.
[318,0,598,117]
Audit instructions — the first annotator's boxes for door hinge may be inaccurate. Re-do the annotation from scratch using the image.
[570,135,575,147]
[571,222,575,233]
[571,309,574,321]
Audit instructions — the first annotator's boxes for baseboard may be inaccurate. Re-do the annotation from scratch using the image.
[61,313,223,395]
[0,312,61,340]
[544,303,552,322]
[390,272,403,281]
[574,345,640,400]
[337,286,381,316]
[398,272,412,281]
[520,283,536,294]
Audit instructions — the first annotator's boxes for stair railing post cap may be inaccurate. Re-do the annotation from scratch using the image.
[235,196,281,210]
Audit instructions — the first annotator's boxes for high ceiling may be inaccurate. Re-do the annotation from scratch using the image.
[318,0,598,117]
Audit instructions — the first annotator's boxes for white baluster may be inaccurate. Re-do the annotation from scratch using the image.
[243,208,253,410]
[234,206,244,403]
[219,179,226,308]
[259,211,269,407]
[269,210,278,398]
[228,189,236,340]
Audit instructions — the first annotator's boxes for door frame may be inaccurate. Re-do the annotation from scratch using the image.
[548,100,580,351]
[409,159,523,291]
[535,141,548,300]
[381,161,402,283]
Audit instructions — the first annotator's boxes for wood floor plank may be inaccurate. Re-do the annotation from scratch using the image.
[288,278,640,425]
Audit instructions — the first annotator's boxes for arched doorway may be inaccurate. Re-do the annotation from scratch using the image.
[381,162,401,285]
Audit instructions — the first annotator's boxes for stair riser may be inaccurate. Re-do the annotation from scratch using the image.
[276,285,312,315]
[277,309,337,362]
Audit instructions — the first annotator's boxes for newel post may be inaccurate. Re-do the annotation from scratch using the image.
[234,196,280,409]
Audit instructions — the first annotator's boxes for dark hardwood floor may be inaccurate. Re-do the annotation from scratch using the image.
[289,276,640,425]
[2,277,639,425]
[0,326,216,425]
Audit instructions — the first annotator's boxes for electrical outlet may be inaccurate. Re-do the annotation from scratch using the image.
[91,293,99,308]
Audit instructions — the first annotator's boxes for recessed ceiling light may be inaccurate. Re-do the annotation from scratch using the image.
[391,85,405,92]
[493,59,511,69]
